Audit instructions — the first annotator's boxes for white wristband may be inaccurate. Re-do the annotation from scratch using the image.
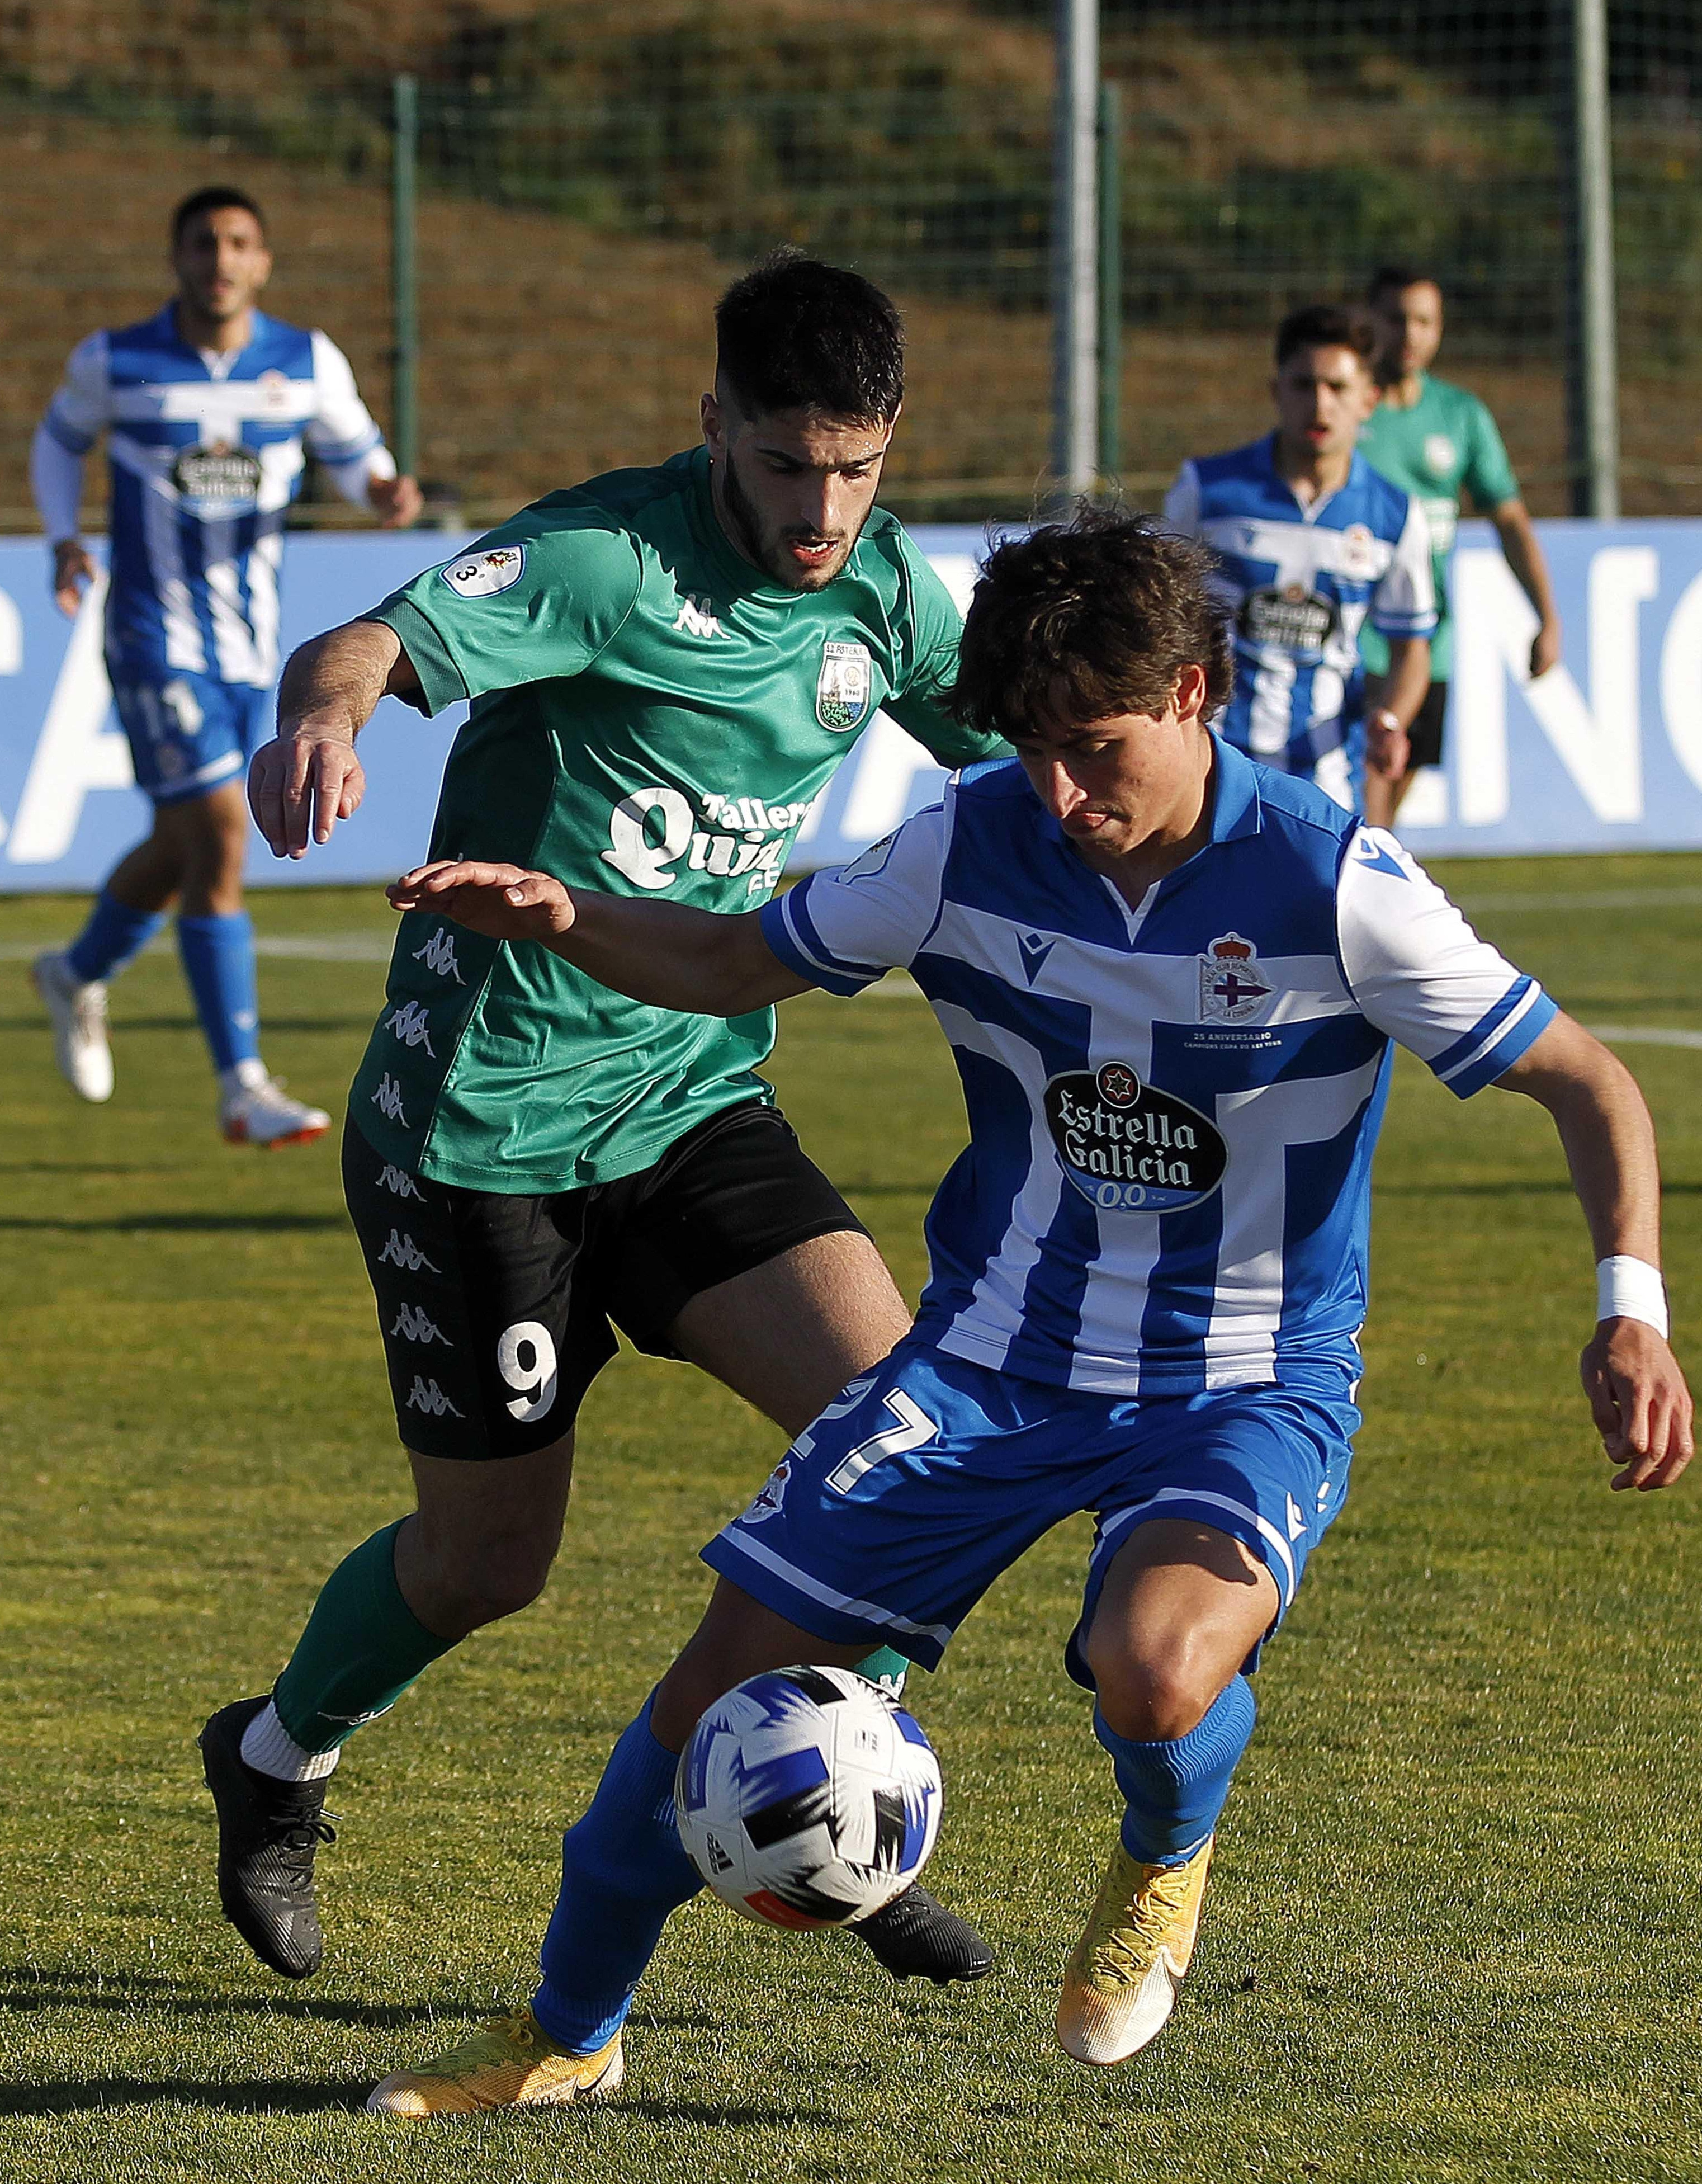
[1596,1256,1668,1338]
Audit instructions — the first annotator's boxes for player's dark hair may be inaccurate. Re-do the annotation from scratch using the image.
[715,249,904,424]
[171,186,267,246]
[1367,264,1442,303]
[1274,303,1376,369]
[949,508,1235,740]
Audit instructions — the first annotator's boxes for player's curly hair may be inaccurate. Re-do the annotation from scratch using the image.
[949,508,1235,740]
[715,248,904,423]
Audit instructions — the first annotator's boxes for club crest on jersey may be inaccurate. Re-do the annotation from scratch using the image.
[1339,522,1380,581]
[440,545,525,598]
[1199,932,1273,1025]
[816,641,873,732]
[1424,433,1458,478]
[1043,1063,1228,1214]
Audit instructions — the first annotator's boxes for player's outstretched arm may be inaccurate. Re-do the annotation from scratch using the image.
[250,620,424,861]
[387,859,814,1017]
[1494,1012,1694,1491]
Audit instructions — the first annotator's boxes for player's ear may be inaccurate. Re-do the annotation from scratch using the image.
[701,389,724,456]
[1173,662,1208,724]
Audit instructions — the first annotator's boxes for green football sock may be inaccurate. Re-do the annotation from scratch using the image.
[272,1520,457,1753]
[855,1645,911,1694]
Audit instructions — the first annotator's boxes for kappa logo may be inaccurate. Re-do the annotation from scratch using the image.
[391,1301,452,1346]
[440,545,525,598]
[371,1073,409,1124]
[413,926,465,984]
[816,640,873,732]
[1018,931,1056,986]
[376,1162,425,1201]
[385,1000,436,1055]
[405,1376,464,1419]
[673,592,724,639]
[378,1228,439,1273]
[1199,932,1274,1025]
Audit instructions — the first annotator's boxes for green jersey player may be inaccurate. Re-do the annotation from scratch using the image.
[1358,265,1562,828]
[198,253,1001,1989]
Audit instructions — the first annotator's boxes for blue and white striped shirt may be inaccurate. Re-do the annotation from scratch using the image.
[1165,437,1435,808]
[762,747,1553,1399]
[35,305,392,687]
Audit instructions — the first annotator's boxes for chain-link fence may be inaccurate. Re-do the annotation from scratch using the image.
[3,2,1699,531]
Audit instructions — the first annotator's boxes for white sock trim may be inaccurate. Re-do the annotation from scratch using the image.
[239,1700,342,1784]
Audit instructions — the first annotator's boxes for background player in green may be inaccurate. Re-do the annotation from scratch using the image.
[1358,264,1563,828]
[198,252,1001,1988]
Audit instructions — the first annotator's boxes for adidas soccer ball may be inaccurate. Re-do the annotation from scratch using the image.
[675,1665,943,1928]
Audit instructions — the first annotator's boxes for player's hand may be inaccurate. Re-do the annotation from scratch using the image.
[51,539,96,618]
[387,859,578,944]
[1365,718,1410,781]
[1529,619,1562,680]
[248,727,366,859]
[368,474,424,529]
[1579,1318,1694,1490]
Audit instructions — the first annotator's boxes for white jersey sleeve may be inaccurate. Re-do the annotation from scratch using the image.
[305,330,395,504]
[758,801,951,996]
[1336,827,1557,1097]
[40,332,111,455]
[1162,460,1202,536]
[1367,494,1438,638]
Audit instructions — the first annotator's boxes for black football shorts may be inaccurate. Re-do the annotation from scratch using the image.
[342,1102,869,1461]
[1406,680,1449,772]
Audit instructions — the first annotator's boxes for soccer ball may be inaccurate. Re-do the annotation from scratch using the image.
[675,1665,943,1928]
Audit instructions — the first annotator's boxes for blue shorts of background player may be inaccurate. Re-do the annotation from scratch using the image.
[702,1333,1357,1686]
[108,668,271,806]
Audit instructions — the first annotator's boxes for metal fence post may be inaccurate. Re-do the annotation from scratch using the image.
[1097,78,1122,488]
[1563,0,1619,519]
[1051,0,1099,499]
[391,73,420,481]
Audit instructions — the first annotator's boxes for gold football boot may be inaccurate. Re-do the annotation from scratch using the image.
[367,2010,624,2116]
[1056,1835,1214,2064]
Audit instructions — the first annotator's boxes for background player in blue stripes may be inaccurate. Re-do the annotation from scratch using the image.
[348,512,1691,2112]
[1165,303,1434,814]
[28,185,421,1144]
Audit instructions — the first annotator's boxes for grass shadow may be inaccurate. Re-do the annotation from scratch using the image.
[0,2077,368,2115]
[0,1965,470,2029]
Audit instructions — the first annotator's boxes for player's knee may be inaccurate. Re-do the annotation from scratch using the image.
[420,1532,556,1630]
[1088,1638,1218,1744]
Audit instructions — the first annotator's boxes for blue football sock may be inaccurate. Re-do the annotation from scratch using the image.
[66,890,167,984]
[176,912,261,1072]
[532,1692,703,2053]
[1094,1676,1257,1866]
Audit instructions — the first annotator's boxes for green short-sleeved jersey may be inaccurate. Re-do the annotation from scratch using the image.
[1358,372,1520,680]
[351,446,998,1192]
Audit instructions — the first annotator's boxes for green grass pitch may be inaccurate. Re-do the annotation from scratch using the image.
[0,855,1698,2184]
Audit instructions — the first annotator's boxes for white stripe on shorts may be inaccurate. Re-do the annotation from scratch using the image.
[1093,1484,1298,1607]
[716,1526,957,1650]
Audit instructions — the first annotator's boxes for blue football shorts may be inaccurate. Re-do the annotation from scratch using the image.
[108,667,271,805]
[702,1333,1360,1680]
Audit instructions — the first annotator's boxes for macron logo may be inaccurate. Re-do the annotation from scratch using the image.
[1018,931,1056,985]
[391,1301,452,1346]
[405,1376,464,1418]
[674,593,723,639]
[413,927,465,984]
[371,1073,408,1124]
[379,1229,439,1273]
[385,1001,436,1055]
[376,1163,425,1201]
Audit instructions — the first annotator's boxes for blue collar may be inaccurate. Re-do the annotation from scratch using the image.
[1206,735,1263,845]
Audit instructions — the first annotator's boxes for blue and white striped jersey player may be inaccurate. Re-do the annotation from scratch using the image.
[1165,302,1435,815]
[28,185,420,1145]
[353,512,1691,2113]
